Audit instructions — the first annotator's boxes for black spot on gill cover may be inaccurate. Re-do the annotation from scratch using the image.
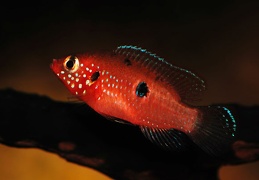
[136,82,149,97]
[91,71,100,82]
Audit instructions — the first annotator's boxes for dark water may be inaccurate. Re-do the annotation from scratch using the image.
[0,1,259,179]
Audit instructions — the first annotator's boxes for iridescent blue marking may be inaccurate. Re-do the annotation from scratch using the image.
[221,106,237,137]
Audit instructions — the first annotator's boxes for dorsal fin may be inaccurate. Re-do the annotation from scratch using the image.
[114,45,206,103]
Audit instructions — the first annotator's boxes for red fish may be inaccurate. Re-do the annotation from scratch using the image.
[51,45,236,155]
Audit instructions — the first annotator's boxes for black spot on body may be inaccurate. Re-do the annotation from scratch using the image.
[155,75,165,82]
[136,82,149,97]
[155,75,160,81]
[111,52,117,56]
[91,71,100,82]
[124,58,132,66]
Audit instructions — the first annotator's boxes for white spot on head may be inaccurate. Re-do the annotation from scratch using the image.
[75,73,79,77]
[106,79,109,82]
[61,71,65,74]
[75,91,78,95]
[97,97,101,100]
[103,89,106,93]
[68,74,72,78]
[83,90,86,95]
[78,84,82,89]
[83,74,86,78]
[91,63,94,67]
[71,83,75,88]
[57,73,60,76]
[102,71,105,75]
[86,67,89,71]
[67,80,71,85]
[80,63,84,67]
[86,80,90,85]
[71,77,74,80]
[63,77,66,80]
[108,84,110,87]
[89,69,92,73]
[76,78,79,82]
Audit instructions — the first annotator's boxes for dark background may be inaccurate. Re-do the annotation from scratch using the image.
[0,0,259,179]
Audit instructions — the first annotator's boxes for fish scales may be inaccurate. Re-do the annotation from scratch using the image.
[51,45,237,156]
[73,53,197,132]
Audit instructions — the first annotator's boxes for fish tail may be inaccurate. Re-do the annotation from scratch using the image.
[188,106,237,156]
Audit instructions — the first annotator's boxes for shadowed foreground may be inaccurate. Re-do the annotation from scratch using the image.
[0,89,258,180]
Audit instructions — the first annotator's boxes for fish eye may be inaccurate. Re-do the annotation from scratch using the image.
[63,55,79,73]
[136,82,149,97]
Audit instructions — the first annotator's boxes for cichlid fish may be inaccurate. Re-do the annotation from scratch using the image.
[51,45,236,155]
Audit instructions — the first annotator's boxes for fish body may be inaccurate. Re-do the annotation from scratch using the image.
[51,45,236,155]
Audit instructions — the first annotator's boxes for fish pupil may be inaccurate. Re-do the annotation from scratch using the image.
[91,71,100,82]
[136,82,149,97]
[66,59,75,69]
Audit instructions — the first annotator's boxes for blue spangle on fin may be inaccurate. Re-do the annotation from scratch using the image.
[115,45,206,103]
[222,106,236,137]
[188,106,237,156]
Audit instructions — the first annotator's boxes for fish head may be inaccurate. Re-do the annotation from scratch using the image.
[50,55,100,97]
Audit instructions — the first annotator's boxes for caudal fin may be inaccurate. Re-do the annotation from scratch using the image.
[188,106,237,156]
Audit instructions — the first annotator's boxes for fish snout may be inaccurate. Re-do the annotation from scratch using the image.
[50,59,57,69]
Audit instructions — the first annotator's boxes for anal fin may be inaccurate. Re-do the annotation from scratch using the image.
[140,126,191,151]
